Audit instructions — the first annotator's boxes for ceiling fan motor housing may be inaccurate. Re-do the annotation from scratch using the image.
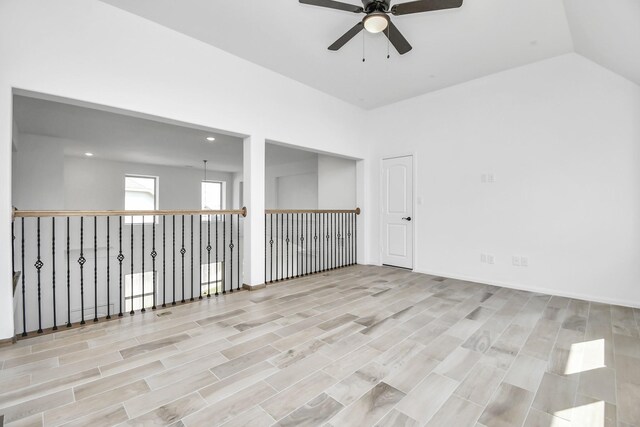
[363,0,391,14]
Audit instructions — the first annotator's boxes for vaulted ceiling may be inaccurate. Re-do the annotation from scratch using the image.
[99,0,639,109]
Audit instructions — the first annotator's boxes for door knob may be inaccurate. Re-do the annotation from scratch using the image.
[402,217,412,221]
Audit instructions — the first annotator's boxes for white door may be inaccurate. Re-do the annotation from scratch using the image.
[382,156,413,269]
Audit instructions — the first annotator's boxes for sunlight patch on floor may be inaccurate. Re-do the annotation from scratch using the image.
[564,339,605,375]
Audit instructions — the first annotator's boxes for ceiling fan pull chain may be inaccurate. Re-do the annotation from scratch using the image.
[387,25,391,59]
[362,30,366,62]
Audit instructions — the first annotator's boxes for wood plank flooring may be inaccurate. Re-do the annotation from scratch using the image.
[0,265,639,426]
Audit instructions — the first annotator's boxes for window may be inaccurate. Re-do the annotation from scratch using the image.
[200,262,224,296]
[124,271,155,312]
[125,175,157,224]
[202,181,223,211]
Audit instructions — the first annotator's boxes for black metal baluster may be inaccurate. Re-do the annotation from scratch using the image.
[52,217,57,330]
[35,217,43,333]
[285,214,289,279]
[237,214,240,291]
[94,216,98,322]
[351,212,355,265]
[199,215,203,300]
[275,214,279,282]
[21,218,26,336]
[324,213,329,272]
[67,217,72,327]
[141,215,145,313]
[162,216,166,308]
[106,217,111,319]
[229,213,234,293]
[130,216,134,315]
[355,211,358,265]
[181,215,185,303]
[190,215,194,301]
[301,213,305,276]
[208,214,212,297]
[172,215,176,305]
[79,217,86,324]
[270,214,274,283]
[223,214,226,292]
[11,219,15,282]
[314,213,318,274]
[306,213,310,275]
[118,217,123,317]
[152,217,157,310]
[296,213,300,278]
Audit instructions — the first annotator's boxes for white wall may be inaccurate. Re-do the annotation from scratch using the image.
[318,154,357,209]
[12,134,234,211]
[265,158,319,209]
[367,53,640,307]
[63,157,233,211]
[12,134,65,211]
[0,0,368,338]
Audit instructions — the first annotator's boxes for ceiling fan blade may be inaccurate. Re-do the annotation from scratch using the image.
[384,21,412,54]
[391,0,462,15]
[328,21,364,51]
[299,0,364,13]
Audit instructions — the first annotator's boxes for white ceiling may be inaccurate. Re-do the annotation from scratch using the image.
[13,96,325,171]
[99,0,577,109]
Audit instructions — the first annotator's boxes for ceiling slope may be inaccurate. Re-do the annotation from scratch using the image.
[99,0,574,109]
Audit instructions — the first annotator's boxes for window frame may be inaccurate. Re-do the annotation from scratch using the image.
[201,180,225,220]
[124,174,159,225]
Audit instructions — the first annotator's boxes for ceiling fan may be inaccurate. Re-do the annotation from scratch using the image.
[299,0,463,55]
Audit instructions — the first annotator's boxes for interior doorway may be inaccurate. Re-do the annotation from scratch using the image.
[381,155,414,269]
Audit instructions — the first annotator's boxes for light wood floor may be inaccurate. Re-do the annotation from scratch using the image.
[1,265,639,426]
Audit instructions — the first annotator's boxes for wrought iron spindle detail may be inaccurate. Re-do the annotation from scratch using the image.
[35,217,43,333]
[214,214,219,295]
[162,216,166,308]
[151,217,157,310]
[229,213,234,293]
[190,215,194,301]
[172,215,176,306]
[207,215,212,297]
[270,214,274,283]
[141,216,145,313]
[52,217,57,330]
[94,216,98,322]
[223,214,226,292]
[285,214,289,279]
[199,215,203,300]
[275,213,279,282]
[67,217,72,327]
[130,216,134,315]
[296,213,301,278]
[106,217,111,319]
[181,215,186,303]
[118,217,124,317]
[237,213,241,291]
[21,218,26,336]
[79,217,86,324]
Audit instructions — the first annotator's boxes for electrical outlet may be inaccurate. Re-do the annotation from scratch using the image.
[480,253,487,263]
[521,257,528,267]
[512,256,520,266]
[487,254,495,265]
[488,173,495,183]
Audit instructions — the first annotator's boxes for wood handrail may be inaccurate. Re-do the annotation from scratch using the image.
[13,207,248,218]
[266,208,360,215]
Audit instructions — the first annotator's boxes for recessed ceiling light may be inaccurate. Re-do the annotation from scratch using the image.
[206,137,216,142]
[84,152,94,157]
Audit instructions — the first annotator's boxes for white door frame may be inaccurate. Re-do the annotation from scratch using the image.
[379,153,417,270]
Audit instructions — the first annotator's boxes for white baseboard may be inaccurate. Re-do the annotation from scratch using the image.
[409,267,640,310]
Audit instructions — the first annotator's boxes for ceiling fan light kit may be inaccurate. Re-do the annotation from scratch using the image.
[364,12,389,33]
[300,0,463,55]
